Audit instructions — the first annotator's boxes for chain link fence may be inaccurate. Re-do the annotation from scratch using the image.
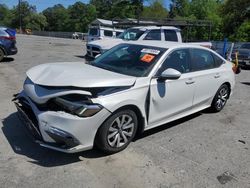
[32,31,87,40]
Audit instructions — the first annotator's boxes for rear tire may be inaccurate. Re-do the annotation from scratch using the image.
[210,84,229,112]
[95,109,138,154]
[0,48,4,62]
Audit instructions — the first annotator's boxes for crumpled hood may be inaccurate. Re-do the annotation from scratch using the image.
[26,62,136,88]
[88,38,124,50]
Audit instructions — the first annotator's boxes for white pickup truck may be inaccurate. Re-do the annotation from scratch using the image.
[86,26,212,58]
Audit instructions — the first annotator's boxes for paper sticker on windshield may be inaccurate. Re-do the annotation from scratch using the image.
[141,48,160,55]
[141,54,155,63]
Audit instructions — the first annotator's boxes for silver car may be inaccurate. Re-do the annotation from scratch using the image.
[13,41,235,154]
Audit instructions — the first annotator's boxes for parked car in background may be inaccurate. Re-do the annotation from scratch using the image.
[86,26,212,58]
[0,27,17,61]
[14,41,235,154]
[233,43,250,69]
[87,26,124,42]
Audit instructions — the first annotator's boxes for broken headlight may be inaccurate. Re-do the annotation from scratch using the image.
[53,96,102,117]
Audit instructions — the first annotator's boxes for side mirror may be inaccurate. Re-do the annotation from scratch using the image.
[159,68,181,81]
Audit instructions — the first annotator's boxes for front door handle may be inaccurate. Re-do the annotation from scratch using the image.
[185,79,195,85]
[214,73,221,78]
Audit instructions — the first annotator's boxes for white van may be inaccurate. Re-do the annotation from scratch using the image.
[87,26,124,43]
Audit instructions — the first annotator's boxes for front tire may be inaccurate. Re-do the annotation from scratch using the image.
[211,84,230,112]
[95,109,138,154]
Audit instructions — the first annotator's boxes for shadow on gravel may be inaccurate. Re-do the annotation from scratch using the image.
[241,82,250,86]
[2,113,108,167]
[1,57,14,63]
[74,55,86,59]
[2,111,202,167]
[138,112,201,139]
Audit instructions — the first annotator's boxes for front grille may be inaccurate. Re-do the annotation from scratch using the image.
[18,98,38,126]
[15,98,42,140]
[92,47,100,52]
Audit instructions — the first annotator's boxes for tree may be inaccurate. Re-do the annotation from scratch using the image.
[169,0,189,18]
[221,0,250,39]
[10,1,37,30]
[106,1,135,19]
[234,20,250,42]
[141,0,168,19]
[90,0,143,19]
[24,13,47,31]
[189,0,223,40]
[68,2,96,32]
[43,4,70,31]
[89,0,113,19]
[0,4,14,27]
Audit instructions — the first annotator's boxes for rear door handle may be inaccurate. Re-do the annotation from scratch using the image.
[185,79,195,85]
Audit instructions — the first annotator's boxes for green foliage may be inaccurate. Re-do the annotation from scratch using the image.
[106,1,136,19]
[24,13,47,30]
[0,4,13,27]
[42,4,70,31]
[221,0,250,40]
[0,0,249,41]
[233,20,250,42]
[169,0,190,18]
[10,1,36,28]
[141,0,168,19]
[90,0,142,19]
[68,2,96,32]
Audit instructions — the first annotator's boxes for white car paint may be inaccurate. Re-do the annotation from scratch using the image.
[14,41,235,153]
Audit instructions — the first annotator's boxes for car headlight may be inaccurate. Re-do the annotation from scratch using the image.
[53,97,102,117]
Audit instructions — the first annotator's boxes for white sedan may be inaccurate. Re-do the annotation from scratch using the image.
[13,41,235,154]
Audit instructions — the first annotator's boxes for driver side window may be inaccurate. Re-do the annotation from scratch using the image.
[157,49,191,75]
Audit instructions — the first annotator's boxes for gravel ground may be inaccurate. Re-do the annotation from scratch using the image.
[0,34,250,188]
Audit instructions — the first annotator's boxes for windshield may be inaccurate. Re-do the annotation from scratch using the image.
[118,28,145,41]
[91,44,166,77]
[241,43,250,49]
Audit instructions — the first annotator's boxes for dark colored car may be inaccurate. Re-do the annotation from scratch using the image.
[0,27,18,61]
[233,43,250,69]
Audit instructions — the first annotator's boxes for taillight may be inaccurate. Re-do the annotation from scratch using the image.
[0,36,16,40]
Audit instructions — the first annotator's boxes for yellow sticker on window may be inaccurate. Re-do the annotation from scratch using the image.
[141,54,155,63]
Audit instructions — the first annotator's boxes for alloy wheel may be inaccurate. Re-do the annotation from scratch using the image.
[215,87,228,110]
[107,114,135,148]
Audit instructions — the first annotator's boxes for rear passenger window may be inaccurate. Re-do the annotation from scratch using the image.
[144,30,161,40]
[164,30,178,41]
[212,53,224,67]
[191,49,215,71]
[104,30,113,37]
[157,49,191,74]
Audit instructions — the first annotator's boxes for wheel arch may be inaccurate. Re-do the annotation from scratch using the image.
[94,104,146,144]
[222,82,231,98]
[0,45,7,55]
[113,104,146,137]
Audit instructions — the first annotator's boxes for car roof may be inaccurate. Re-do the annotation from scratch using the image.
[123,40,209,51]
[131,26,180,31]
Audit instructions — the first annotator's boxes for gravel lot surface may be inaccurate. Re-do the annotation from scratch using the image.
[0,34,250,188]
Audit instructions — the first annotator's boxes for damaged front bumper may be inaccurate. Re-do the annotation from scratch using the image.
[13,92,111,153]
